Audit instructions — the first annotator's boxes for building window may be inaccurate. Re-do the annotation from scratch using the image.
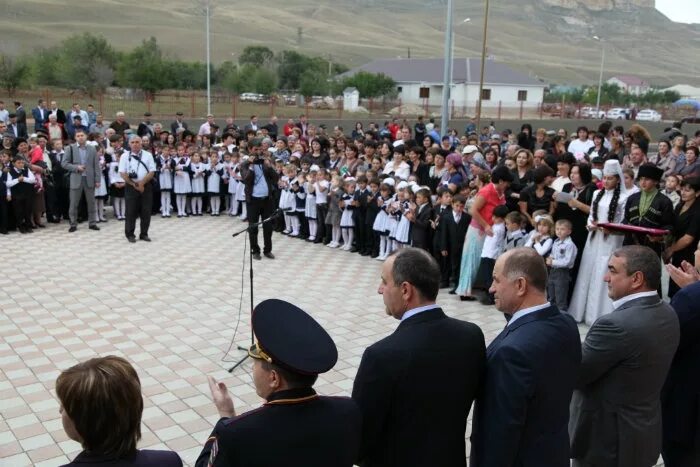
[481,88,491,101]
[517,90,527,101]
[397,86,403,92]
[419,87,430,99]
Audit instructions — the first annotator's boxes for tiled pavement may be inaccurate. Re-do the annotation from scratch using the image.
[0,214,660,466]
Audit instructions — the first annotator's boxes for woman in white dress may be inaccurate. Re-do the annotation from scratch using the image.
[569,159,629,325]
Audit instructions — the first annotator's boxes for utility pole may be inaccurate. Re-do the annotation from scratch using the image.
[440,0,454,137]
[475,0,490,132]
[205,0,211,116]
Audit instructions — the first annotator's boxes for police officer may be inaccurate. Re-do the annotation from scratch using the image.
[196,299,361,467]
[241,138,278,260]
[119,134,156,243]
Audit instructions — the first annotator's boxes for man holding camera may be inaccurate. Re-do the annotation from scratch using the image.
[242,138,278,260]
[119,134,156,243]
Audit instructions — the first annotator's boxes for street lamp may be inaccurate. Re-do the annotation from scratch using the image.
[204,0,212,116]
[475,0,490,133]
[593,35,605,118]
[440,0,454,137]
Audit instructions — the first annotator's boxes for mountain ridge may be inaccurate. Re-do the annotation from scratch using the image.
[0,0,697,87]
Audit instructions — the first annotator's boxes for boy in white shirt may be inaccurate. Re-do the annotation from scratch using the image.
[474,205,509,305]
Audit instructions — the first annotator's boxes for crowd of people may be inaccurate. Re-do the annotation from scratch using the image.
[52,245,700,467]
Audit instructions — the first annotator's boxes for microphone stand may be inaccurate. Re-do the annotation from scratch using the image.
[227,208,287,373]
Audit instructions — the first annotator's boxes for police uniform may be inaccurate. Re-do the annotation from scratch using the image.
[118,148,156,242]
[195,299,361,467]
[623,164,675,255]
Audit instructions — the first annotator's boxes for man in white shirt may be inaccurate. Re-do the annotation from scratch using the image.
[0,100,9,124]
[119,134,156,243]
[198,114,216,136]
[569,245,680,467]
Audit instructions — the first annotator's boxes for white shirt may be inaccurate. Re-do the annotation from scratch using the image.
[551,176,571,192]
[481,222,506,259]
[568,139,594,160]
[507,302,551,327]
[612,290,658,310]
[315,180,329,204]
[401,304,440,321]
[118,150,156,182]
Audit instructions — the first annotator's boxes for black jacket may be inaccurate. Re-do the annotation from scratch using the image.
[411,202,433,250]
[439,210,471,255]
[196,388,361,467]
[353,308,486,467]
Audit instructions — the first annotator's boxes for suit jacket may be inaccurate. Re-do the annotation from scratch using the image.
[32,106,48,131]
[569,295,680,467]
[61,449,182,467]
[662,282,700,452]
[411,202,433,250]
[470,305,582,467]
[439,210,471,256]
[170,120,188,135]
[15,106,27,137]
[196,388,361,467]
[52,108,67,124]
[352,308,486,467]
[61,144,101,189]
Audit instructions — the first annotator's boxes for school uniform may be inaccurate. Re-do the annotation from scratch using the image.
[524,231,553,257]
[314,179,329,244]
[439,209,471,289]
[108,160,126,220]
[340,192,354,228]
[206,162,224,215]
[393,200,412,245]
[365,191,381,256]
[0,169,9,233]
[504,228,526,252]
[234,164,247,219]
[353,187,369,253]
[411,202,432,251]
[5,166,36,232]
[432,204,452,286]
[547,236,577,312]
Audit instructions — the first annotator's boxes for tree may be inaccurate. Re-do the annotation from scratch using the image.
[55,33,117,94]
[0,55,30,95]
[252,68,277,95]
[341,71,396,98]
[277,50,308,89]
[299,70,329,97]
[239,46,274,67]
[117,37,167,97]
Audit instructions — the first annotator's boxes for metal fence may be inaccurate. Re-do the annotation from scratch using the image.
[4,89,697,123]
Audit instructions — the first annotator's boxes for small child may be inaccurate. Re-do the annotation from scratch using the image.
[525,212,554,257]
[325,174,343,248]
[157,146,173,217]
[290,169,306,237]
[439,194,471,293]
[353,175,369,253]
[226,152,239,216]
[503,211,527,252]
[409,187,432,252]
[109,151,126,220]
[662,174,681,208]
[189,153,206,216]
[545,219,578,312]
[339,178,356,251]
[364,178,381,257]
[173,148,191,217]
[278,165,295,234]
[373,179,395,260]
[206,153,224,216]
[235,155,248,221]
[305,169,318,242]
[5,156,36,233]
[313,167,329,244]
[432,187,453,287]
[474,205,509,304]
[92,147,108,222]
[392,183,414,249]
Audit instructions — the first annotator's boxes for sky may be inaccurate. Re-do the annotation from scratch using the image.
[656,0,700,24]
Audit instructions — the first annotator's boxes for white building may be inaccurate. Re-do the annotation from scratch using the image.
[340,58,546,108]
[606,76,651,96]
[343,87,360,111]
[660,84,700,99]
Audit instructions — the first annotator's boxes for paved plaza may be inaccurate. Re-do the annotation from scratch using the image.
[3,214,605,466]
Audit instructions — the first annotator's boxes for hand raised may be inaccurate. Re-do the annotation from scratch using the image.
[207,375,236,419]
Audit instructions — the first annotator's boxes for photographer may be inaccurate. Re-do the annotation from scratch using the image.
[242,138,278,259]
[119,134,155,243]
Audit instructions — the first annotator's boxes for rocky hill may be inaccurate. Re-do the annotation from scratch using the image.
[0,0,697,87]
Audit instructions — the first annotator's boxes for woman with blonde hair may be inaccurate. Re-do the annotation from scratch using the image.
[56,356,182,466]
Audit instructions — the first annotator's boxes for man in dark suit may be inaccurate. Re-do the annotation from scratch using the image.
[439,194,470,293]
[196,299,361,467]
[170,111,188,136]
[136,112,154,139]
[49,100,67,124]
[470,247,582,467]
[13,101,27,138]
[663,274,700,466]
[353,247,486,467]
[31,99,49,132]
[569,245,680,467]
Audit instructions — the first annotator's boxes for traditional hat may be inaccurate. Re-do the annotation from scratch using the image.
[248,299,337,375]
[603,159,622,177]
[637,163,663,181]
